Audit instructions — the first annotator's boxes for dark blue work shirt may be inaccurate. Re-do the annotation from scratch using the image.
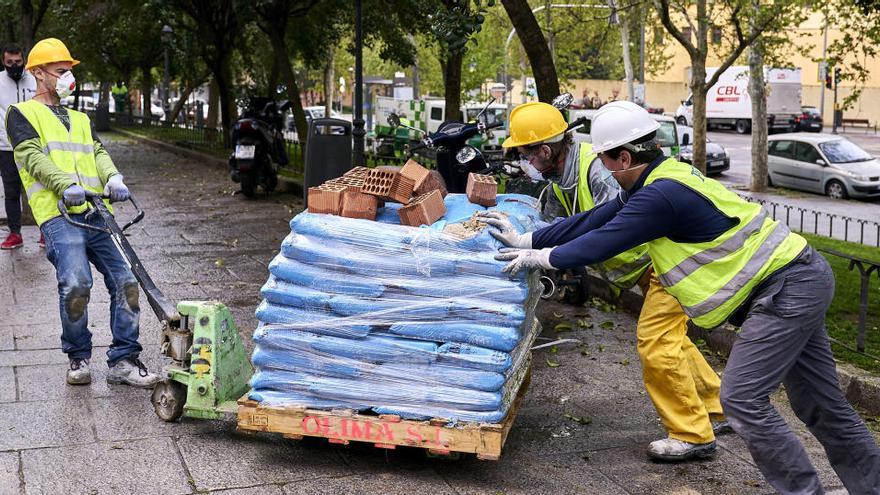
[531,157,738,269]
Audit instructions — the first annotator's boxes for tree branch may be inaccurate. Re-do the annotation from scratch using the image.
[654,0,698,59]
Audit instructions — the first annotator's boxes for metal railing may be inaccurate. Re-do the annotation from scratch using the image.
[106,112,438,176]
[738,194,880,247]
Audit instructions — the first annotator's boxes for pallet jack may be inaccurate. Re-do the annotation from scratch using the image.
[58,192,253,421]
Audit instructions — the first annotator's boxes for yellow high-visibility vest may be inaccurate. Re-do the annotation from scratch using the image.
[644,158,807,328]
[13,100,109,225]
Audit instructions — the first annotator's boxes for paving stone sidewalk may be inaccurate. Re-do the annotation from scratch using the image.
[0,133,874,494]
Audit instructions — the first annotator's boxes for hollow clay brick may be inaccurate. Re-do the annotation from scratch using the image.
[307,183,347,215]
[344,166,369,179]
[327,175,365,193]
[340,190,378,220]
[398,190,447,227]
[362,167,412,203]
[415,169,448,197]
[466,173,497,207]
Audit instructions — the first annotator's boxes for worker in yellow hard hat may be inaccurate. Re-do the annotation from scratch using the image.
[6,38,160,388]
[482,100,730,462]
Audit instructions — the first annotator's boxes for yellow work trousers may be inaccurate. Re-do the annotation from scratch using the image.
[637,271,724,444]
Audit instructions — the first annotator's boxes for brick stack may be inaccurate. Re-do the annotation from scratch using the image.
[307,160,466,226]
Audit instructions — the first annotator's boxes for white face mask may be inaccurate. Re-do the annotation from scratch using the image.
[518,159,545,181]
[53,71,76,99]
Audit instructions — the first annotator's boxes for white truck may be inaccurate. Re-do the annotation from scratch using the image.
[676,66,802,134]
[370,96,508,156]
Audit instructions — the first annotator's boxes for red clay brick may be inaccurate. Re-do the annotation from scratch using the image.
[398,190,447,227]
[340,190,378,220]
[362,167,412,203]
[415,169,448,197]
[327,175,365,193]
[344,166,369,179]
[466,173,497,207]
[308,183,347,215]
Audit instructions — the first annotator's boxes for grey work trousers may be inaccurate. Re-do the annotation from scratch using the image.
[721,247,880,495]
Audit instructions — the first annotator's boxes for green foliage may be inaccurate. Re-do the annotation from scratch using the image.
[823,0,880,110]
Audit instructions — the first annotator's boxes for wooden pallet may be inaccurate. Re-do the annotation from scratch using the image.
[236,370,530,460]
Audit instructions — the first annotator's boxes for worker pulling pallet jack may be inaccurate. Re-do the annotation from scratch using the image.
[488,100,880,494]
[10,37,253,419]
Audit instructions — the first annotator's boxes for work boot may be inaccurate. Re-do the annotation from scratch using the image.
[647,437,716,462]
[38,233,46,249]
[1,232,23,250]
[67,358,91,385]
[712,420,734,436]
[107,356,162,388]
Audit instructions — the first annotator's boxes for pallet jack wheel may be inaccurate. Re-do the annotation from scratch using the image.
[152,380,187,422]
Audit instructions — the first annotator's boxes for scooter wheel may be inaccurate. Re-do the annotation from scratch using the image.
[240,172,257,198]
[151,380,187,422]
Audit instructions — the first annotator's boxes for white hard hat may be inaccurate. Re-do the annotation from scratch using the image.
[590,100,661,154]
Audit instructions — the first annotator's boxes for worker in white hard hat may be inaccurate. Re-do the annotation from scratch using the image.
[481,101,729,463]
[491,100,880,493]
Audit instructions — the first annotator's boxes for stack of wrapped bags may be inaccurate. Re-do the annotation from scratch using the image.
[249,188,544,424]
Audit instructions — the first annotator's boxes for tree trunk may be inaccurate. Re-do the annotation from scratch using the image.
[169,82,197,124]
[324,52,334,119]
[691,65,708,175]
[19,0,34,52]
[269,31,308,144]
[619,11,634,102]
[207,78,219,129]
[444,50,463,122]
[212,57,235,146]
[501,0,560,103]
[141,65,153,119]
[409,34,419,99]
[748,9,768,192]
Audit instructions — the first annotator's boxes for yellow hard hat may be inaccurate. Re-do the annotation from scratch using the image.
[502,102,568,148]
[26,38,80,70]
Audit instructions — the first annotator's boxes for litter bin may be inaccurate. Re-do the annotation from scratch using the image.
[303,118,353,206]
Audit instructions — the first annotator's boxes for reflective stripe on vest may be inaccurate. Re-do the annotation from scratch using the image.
[12,100,109,226]
[644,158,807,328]
[551,142,651,289]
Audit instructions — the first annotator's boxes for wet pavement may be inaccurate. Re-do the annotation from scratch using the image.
[0,133,874,494]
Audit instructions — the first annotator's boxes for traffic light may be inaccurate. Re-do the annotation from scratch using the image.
[834,67,841,84]
[825,71,833,89]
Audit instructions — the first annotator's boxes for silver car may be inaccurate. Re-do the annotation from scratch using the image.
[767,134,880,199]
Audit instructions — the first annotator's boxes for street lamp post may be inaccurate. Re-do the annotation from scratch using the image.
[352,0,365,167]
[162,24,173,122]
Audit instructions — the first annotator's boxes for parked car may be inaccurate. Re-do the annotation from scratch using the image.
[793,106,823,132]
[676,125,731,176]
[767,134,880,199]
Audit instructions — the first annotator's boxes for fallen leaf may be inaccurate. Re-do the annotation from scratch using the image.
[599,321,614,329]
[598,345,605,353]
[553,312,564,318]
[215,258,226,268]
[554,323,573,333]
[619,359,630,366]
[550,346,558,354]
[191,280,200,285]
[546,358,561,368]
[564,413,592,425]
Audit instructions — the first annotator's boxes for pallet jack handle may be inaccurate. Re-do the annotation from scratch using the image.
[57,191,181,327]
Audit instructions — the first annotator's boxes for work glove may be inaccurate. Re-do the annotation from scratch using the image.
[494,247,555,277]
[477,211,532,248]
[62,184,86,207]
[103,175,130,203]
